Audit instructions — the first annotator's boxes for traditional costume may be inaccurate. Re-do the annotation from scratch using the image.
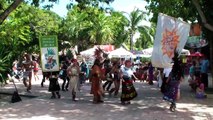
[120,61,137,104]
[163,50,183,112]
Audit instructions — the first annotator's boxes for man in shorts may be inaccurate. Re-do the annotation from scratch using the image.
[22,54,34,92]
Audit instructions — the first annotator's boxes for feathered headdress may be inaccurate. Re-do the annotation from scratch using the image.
[94,47,108,61]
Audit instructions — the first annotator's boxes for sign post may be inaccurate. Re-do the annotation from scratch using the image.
[39,35,59,72]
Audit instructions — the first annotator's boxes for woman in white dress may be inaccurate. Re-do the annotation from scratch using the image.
[67,59,80,101]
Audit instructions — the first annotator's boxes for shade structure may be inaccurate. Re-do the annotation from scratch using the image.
[80,47,97,56]
[108,47,134,58]
[187,52,203,57]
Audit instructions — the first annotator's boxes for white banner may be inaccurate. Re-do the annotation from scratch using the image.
[151,13,190,68]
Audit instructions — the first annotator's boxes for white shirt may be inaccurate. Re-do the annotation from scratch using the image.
[121,67,134,78]
[163,68,172,77]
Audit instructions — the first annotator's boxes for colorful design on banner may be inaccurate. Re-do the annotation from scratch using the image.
[161,28,180,58]
[44,48,57,69]
[151,13,190,68]
[39,36,59,72]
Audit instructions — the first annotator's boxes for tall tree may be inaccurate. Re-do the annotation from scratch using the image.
[135,24,155,50]
[126,9,145,50]
[63,5,127,51]
[0,0,115,25]
[0,3,61,74]
[109,11,129,47]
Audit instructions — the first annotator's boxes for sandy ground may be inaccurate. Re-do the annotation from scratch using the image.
[0,73,213,120]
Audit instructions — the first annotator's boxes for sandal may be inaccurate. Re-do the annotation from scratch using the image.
[169,103,176,112]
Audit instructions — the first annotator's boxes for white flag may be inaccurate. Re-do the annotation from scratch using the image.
[151,13,190,68]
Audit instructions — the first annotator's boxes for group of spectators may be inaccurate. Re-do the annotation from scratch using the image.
[188,55,209,98]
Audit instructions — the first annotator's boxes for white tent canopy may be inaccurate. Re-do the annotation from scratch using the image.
[80,47,97,56]
[108,47,134,58]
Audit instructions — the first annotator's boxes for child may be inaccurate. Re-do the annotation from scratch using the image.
[195,79,207,99]
[189,73,200,92]
[48,72,61,99]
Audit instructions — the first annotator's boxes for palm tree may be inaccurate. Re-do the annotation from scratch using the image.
[63,6,116,50]
[135,23,156,50]
[88,11,114,44]
[126,8,145,50]
[109,11,129,47]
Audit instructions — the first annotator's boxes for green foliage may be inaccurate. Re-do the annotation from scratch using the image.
[0,0,157,80]
[145,0,198,23]
[125,9,147,50]
[0,46,12,72]
[110,11,129,47]
[140,57,151,63]
[0,3,62,77]
[135,23,156,50]
[62,5,129,51]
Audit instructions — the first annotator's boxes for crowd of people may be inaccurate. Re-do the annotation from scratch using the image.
[10,49,210,112]
[188,55,209,99]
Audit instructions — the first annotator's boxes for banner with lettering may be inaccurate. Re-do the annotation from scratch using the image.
[39,35,59,72]
[151,13,190,68]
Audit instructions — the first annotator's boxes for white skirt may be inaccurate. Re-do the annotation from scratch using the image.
[69,76,79,92]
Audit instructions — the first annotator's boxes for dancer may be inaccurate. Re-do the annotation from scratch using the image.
[33,60,39,81]
[109,62,121,97]
[91,59,104,104]
[120,60,138,105]
[22,54,34,92]
[163,51,184,112]
[67,59,80,101]
[48,72,61,99]
[60,61,69,91]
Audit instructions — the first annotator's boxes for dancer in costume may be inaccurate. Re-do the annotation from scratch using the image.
[22,54,34,92]
[48,72,61,99]
[163,50,184,112]
[109,61,121,97]
[120,60,138,105]
[67,59,80,101]
[91,59,105,103]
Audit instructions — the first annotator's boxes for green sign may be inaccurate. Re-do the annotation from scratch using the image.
[40,36,57,47]
[39,35,59,72]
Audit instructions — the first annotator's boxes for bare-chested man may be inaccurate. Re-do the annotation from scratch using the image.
[22,54,34,92]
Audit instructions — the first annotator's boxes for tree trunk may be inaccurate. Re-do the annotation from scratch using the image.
[209,33,213,87]
[192,0,213,32]
[130,33,133,50]
[0,0,23,25]
[192,0,213,86]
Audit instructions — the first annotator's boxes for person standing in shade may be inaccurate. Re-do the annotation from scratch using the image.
[67,59,80,101]
[120,60,138,105]
[80,59,88,84]
[200,55,209,89]
[147,62,154,85]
